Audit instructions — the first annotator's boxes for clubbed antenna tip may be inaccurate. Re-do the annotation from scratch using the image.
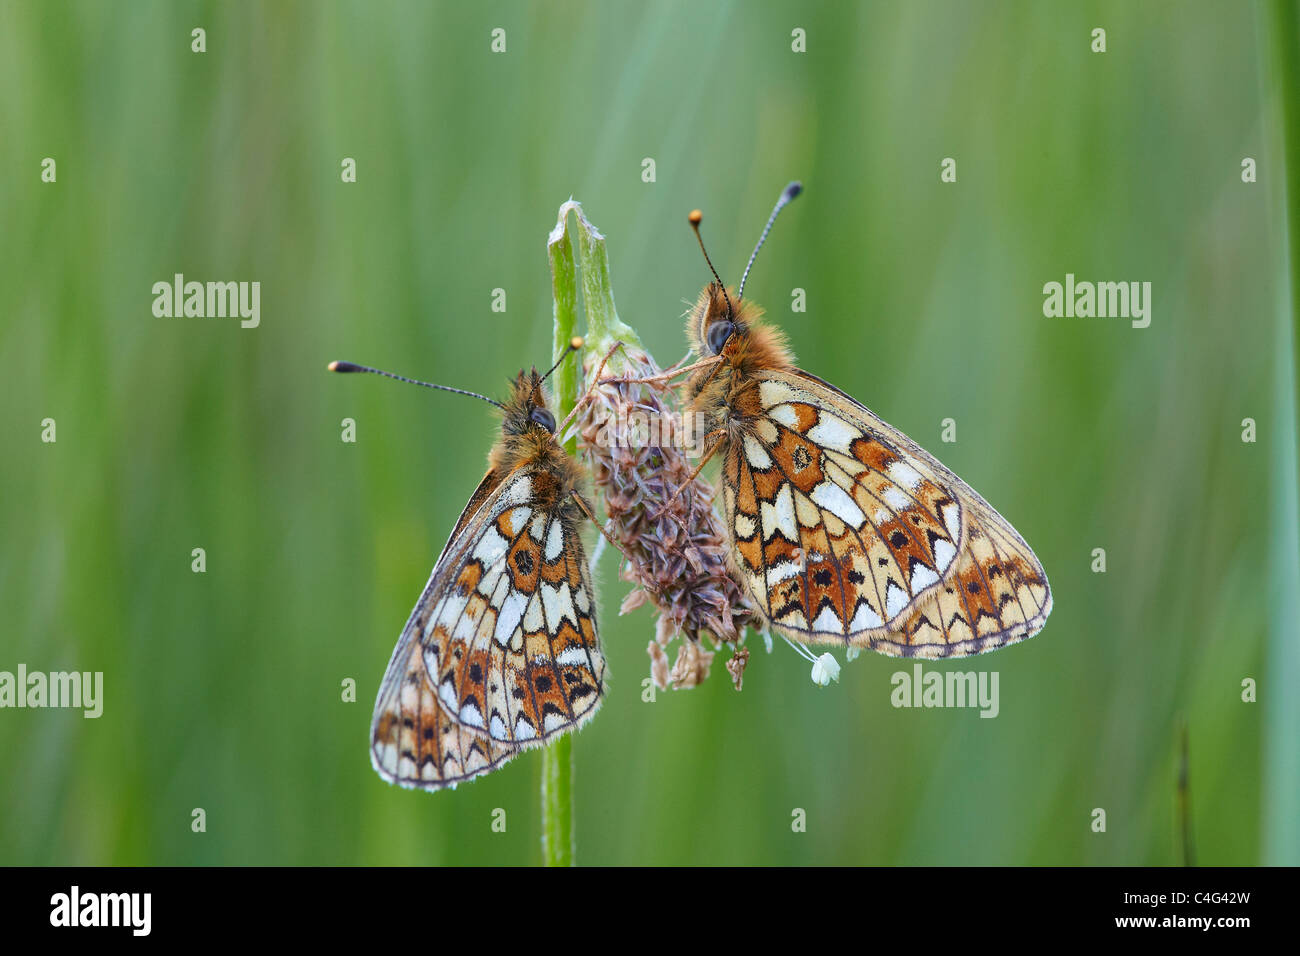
[738,181,804,299]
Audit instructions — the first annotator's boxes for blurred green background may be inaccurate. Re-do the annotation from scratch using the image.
[1,0,1296,866]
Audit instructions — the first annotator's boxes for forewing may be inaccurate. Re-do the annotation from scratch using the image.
[723,368,1050,657]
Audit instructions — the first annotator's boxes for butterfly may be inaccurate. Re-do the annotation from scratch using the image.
[329,349,605,789]
[679,183,1052,658]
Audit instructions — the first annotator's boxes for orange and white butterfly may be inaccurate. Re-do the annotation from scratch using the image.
[329,354,605,789]
[681,184,1051,658]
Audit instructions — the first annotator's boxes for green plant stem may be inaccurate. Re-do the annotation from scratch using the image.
[573,206,640,350]
[540,202,582,867]
[550,204,581,434]
[539,198,646,866]
[557,200,644,375]
[539,732,574,866]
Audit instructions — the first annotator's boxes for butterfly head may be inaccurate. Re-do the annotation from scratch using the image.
[501,368,557,438]
[497,336,582,440]
[687,281,791,376]
[490,367,586,505]
[689,282,746,356]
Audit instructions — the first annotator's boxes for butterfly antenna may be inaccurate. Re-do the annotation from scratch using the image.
[327,361,506,410]
[738,181,802,300]
[539,336,584,385]
[688,209,735,319]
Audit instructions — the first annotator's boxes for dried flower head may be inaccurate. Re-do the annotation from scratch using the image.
[549,198,754,692]
[577,343,756,690]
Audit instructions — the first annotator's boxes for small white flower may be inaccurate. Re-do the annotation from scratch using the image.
[845,647,861,662]
[810,653,840,686]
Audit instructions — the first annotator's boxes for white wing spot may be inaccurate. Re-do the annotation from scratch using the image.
[522,596,544,633]
[499,477,531,508]
[850,601,884,631]
[942,502,961,540]
[807,413,859,454]
[422,646,441,681]
[503,506,532,537]
[541,582,577,627]
[769,403,799,428]
[494,588,528,646]
[427,591,467,638]
[438,678,458,711]
[887,461,922,491]
[555,646,589,667]
[743,434,773,469]
[759,379,799,407]
[458,700,485,729]
[910,562,939,594]
[452,607,477,644]
[779,607,808,629]
[544,519,564,561]
[933,538,957,573]
[885,581,908,619]
[542,711,567,734]
[810,605,843,633]
[760,483,798,541]
[795,489,821,528]
[472,524,510,565]
[766,560,802,586]
[399,678,418,711]
[881,486,911,514]
[463,746,489,772]
[811,481,866,526]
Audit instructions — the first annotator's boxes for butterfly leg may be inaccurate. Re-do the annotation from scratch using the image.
[570,492,631,558]
[554,341,628,438]
[600,354,722,387]
[659,350,699,375]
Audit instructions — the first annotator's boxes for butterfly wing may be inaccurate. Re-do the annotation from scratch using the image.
[370,628,517,790]
[370,465,605,790]
[370,469,513,789]
[723,367,1051,658]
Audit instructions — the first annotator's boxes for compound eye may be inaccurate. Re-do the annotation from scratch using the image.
[707,319,736,355]
[529,406,556,433]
